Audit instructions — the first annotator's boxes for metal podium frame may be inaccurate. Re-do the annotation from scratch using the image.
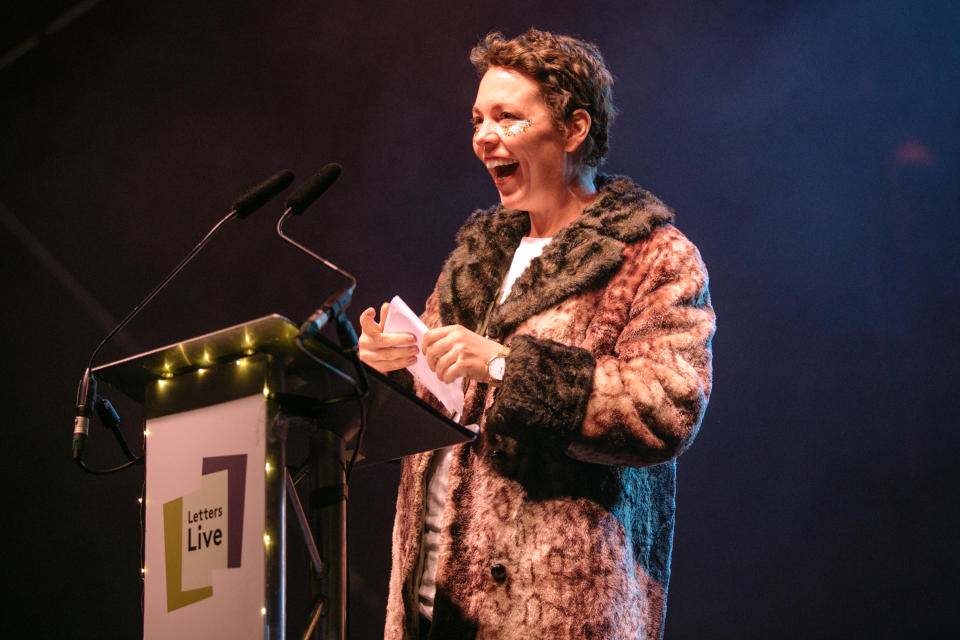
[94,314,475,640]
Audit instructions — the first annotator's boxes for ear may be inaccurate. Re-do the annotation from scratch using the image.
[563,109,592,154]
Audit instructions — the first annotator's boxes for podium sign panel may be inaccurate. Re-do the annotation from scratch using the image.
[144,393,268,639]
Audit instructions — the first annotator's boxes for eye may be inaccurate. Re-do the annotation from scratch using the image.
[499,112,518,121]
[470,116,482,130]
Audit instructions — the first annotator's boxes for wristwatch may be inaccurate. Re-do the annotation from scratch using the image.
[486,346,511,384]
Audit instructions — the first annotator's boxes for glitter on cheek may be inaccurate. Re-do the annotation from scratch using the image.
[502,120,532,137]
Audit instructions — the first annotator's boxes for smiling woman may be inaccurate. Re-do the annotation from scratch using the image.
[358,28,715,640]
[471,67,592,236]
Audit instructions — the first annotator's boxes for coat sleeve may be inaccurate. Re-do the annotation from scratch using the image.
[486,228,715,467]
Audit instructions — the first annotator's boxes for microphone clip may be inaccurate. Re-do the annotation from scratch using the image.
[298,286,356,343]
[73,369,98,460]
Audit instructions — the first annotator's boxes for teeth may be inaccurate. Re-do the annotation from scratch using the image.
[485,158,518,169]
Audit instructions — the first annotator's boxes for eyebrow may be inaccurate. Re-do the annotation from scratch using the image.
[471,102,523,115]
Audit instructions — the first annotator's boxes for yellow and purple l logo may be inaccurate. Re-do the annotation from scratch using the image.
[162,454,247,611]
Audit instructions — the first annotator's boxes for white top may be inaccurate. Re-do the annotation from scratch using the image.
[500,235,552,303]
[417,444,454,619]
[418,235,552,620]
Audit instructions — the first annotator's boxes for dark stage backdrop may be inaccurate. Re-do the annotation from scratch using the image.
[1,1,957,637]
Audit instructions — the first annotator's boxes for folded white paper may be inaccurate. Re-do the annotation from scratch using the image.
[383,295,465,415]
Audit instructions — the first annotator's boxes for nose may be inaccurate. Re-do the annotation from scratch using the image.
[473,119,500,145]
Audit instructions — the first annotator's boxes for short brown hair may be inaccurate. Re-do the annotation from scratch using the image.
[470,28,616,169]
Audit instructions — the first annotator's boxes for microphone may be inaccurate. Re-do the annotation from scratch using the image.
[233,170,296,218]
[284,163,342,215]
[72,169,294,468]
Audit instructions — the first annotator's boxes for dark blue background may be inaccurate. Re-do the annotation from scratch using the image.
[1,1,957,637]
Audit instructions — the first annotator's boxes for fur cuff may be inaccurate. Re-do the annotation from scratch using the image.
[487,334,595,448]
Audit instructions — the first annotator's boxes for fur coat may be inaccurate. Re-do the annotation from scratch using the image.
[384,175,715,640]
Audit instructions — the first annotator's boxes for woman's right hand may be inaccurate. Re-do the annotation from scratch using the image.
[358,302,419,374]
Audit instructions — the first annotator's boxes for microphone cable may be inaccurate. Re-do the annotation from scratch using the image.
[73,170,295,473]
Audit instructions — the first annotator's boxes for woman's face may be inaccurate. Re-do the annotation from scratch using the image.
[472,67,575,215]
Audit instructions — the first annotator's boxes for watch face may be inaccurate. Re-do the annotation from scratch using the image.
[488,356,506,381]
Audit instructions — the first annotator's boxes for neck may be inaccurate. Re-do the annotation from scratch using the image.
[527,171,597,238]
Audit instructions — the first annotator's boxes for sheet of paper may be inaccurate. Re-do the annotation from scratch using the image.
[383,295,465,415]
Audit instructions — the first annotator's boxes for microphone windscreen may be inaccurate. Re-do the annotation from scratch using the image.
[285,164,342,215]
[232,170,295,219]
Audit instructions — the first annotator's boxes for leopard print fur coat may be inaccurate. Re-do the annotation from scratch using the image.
[384,174,715,640]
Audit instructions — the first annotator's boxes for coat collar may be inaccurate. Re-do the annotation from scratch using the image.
[436,174,675,339]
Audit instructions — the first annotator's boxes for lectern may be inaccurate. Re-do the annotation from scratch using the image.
[94,315,474,640]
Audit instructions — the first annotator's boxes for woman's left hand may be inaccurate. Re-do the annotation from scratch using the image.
[422,325,502,384]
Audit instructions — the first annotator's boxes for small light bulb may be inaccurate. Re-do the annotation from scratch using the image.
[260,607,266,616]
[137,497,143,504]
[197,368,206,375]
[265,462,272,472]
[263,533,271,546]
[143,429,151,437]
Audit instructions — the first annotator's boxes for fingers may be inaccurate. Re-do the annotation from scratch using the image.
[358,304,418,373]
[422,325,504,383]
[422,328,457,372]
[379,302,390,330]
[360,306,415,345]
[421,324,457,354]
[359,307,381,337]
[422,325,489,383]
[433,347,467,384]
[379,332,418,348]
[360,305,415,347]
[365,348,419,374]
[420,326,441,353]
[359,341,419,374]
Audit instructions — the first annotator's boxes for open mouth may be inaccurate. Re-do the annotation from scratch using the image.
[495,162,519,179]
[486,158,519,180]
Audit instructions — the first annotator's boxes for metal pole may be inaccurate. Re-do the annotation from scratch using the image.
[308,428,347,640]
[265,408,288,638]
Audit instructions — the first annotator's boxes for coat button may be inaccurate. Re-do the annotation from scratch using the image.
[490,563,507,582]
